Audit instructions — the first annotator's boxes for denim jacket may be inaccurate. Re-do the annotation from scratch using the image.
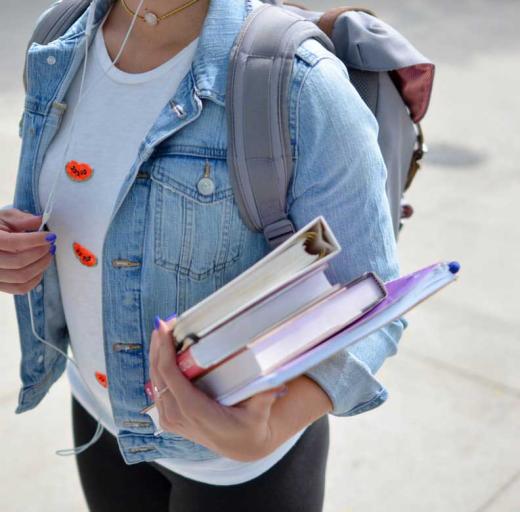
[12,0,406,464]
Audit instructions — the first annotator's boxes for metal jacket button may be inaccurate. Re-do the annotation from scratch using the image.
[112,259,141,268]
[197,177,215,196]
[172,102,186,119]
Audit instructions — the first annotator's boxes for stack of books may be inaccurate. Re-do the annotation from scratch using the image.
[143,216,459,418]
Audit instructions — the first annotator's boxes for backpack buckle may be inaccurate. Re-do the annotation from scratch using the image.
[264,218,296,249]
[414,123,428,160]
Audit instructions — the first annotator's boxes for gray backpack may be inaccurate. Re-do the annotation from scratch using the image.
[25,0,434,248]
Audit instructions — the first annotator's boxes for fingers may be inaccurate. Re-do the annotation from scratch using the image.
[155,319,194,398]
[0,210,56,297]
[0,248,53,283]
[149,326,174,429]
[0,208,43,232]
[0,243,53,270]
[0,272,45,295]
[149,321,192,434]
[154,318,211,416]
[163,313,177,330]
[149,326,168,399]
[0,229,56,253]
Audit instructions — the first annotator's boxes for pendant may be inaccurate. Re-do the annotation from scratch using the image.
[144,11,159,26]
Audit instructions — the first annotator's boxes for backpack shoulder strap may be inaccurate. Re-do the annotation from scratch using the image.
[24,0,91,90]
[226,3,333,249]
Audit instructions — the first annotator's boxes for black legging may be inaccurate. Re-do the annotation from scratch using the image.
[72,395,330,511]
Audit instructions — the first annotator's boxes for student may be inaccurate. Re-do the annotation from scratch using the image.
[3,0,405,510]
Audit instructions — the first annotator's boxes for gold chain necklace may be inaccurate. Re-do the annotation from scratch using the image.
[120,0,201,26]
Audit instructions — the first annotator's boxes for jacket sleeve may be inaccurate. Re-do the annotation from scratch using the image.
[287,54,408,417]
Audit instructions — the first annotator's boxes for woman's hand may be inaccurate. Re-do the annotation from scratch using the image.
[0,208,56,295]
[149,317,288,462]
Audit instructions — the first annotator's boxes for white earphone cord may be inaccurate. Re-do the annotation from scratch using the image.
[27,0,147,457]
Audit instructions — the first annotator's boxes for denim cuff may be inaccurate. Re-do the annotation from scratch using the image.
[304,348,388,417]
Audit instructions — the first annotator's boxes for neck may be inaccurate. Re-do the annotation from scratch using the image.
[105,0,210,48]
[102,0,210,72]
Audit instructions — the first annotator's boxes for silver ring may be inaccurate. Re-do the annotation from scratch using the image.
[153,385,169,399]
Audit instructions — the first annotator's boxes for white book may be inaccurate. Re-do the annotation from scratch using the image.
[193,273,386,397]
[178,268,337,376]
[172,216,341,345]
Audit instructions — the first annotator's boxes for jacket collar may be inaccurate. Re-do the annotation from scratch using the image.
[83,0,255,105]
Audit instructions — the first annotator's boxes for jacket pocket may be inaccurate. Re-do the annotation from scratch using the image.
[150,153,246,281]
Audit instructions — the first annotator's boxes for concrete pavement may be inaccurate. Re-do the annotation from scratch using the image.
[1,1,518,510]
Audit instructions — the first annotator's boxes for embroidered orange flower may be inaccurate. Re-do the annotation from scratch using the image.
[66,160,94,182]
[95,371,108,388]
[73,242,98,267]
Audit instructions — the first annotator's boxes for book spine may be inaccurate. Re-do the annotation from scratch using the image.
[177,350,205,380]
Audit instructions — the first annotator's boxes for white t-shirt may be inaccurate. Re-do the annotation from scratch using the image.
[38,18,305,485]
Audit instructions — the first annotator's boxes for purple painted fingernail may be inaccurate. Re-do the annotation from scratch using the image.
[49,244,56,255]
[165,313,177,322]
[45,233,57,242]
[154,315,162,330]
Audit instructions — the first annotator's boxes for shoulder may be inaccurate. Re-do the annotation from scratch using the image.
[291,35,376,120]
[292,36,354,93]
[295,37,344,71]
[289,37,379,147]
[28,0,86,49]
[287,37,386,202]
